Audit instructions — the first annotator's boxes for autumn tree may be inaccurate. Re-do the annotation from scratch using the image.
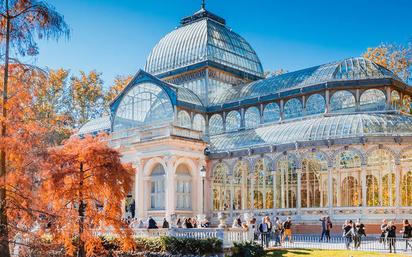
[264,68,288,78]
[40,135,136,257]
[32,68,72,145]
[103,75,132,112]
[68,70,105,128]
[363,41,412,82]
[0,1,69,256]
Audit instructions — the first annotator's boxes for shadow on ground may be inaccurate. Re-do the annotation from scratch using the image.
[266,249,315,256]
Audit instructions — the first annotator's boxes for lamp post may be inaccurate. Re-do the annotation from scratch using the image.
[200,166,207,215]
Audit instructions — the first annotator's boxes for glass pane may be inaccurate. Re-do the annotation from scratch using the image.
[114,83,174,131]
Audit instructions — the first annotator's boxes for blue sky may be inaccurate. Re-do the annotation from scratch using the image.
[35,0,412,88]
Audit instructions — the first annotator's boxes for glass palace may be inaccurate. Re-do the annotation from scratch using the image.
[79,6,412,225]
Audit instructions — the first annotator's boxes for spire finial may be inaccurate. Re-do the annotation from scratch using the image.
[201,0,206,9]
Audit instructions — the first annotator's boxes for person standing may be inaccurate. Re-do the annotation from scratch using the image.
[354,218,366,249]
[326,216,333,242]
[380,219,388,246]
[386,221,397,253]
[273,217,282,246]
[319,217,327,242]
[282,217,293,243]
[342,220,354,250]
[162,218,169,228]
[258,217,269,248]
[130,200,135,219]
[147,216,158,229]
[401,219,412,251]
[176,218,182,228]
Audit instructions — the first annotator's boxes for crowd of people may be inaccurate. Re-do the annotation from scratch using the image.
[124,215,412,253]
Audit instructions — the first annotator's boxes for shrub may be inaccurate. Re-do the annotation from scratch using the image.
[231,241,265,257]
[161,236,222,256]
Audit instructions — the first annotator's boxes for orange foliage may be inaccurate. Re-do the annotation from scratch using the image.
[39,135,136,256]
[0,64,50,241]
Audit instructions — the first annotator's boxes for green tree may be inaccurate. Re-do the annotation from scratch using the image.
[0,1,68,256]
[68,70,104,127]
[32,68,72,145]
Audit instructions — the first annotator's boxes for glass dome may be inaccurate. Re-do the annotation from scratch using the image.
[145,8,264,77]
[113,83,174,131]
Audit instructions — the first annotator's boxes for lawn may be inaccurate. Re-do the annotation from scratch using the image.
[266,249,411,257]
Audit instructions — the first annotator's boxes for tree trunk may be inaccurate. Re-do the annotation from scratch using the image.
[77,162,85,257]
[0,0,11,255]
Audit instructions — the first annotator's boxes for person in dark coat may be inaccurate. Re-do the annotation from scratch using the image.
[147,216,158,229]
[130,200,135,218]
[162,218,169,228]
[386,221,397,253]
[401,219,412,251]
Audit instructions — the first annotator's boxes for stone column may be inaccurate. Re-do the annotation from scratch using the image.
[361,165,367,211]
[250,175,255,210]
[280,99,285,121]
[260,104,264,124]
[328,166,333,216]
[302,95,307,116]
[240,108,245,129]
[356,89,360,111]
[165,157,176,219]
[230,176,234,217]
[386,86,391,109]
[325,90,330,113]
[296,169,302,215]
[273,169,277,212]
[395,164,402,209]
[134,161,145,219]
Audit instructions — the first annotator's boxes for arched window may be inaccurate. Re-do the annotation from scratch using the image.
[177,110,191,128]
[176,164,191,210]
[401,150,412,206]
[301,153,328,208]
[391,90,401,110]
[366,175,379,206]
[335,150,362,207]
[150,164,166,210]
[402,95,411,113]
[330,90,356,113]
[114,83,174,131]
[275,155,297,209]
[360,89,386,111]
[226,111,241,132]
[251,159,273,209]
[193,114,206,132]
[284,98,303,119]
[245,107,260,129]
[306,94,326,115]
[233,161,248,210]
[209,114,223,135]
[367,149,396,206]
[212,163,230,211]
[263,103,280,123]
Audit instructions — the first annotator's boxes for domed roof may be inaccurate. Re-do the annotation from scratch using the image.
[145,8,264,77]
[209,57,398,105]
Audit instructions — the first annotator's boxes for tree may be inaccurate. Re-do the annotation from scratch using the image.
[68,70,104,128]
[363,42,412,82]
[104,75,132,112]
[32,68,72,145]
[0,1,68,256]
[264,68,288,78]
[40,135,136,257]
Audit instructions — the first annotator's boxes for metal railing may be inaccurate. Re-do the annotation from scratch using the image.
[260,234,412,253]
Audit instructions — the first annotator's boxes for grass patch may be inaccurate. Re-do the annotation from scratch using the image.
[266,248,410,257]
